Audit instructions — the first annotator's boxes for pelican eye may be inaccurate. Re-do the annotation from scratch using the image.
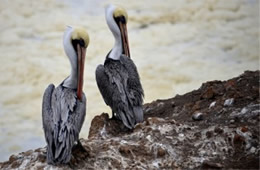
[72,38,85,52]
[78,39,85,47]
[114,16,127,24]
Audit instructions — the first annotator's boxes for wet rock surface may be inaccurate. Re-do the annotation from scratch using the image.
[0,70,259,169]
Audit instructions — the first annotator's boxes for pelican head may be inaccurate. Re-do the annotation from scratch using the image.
[105,4,130,60]
[63,26,89,100]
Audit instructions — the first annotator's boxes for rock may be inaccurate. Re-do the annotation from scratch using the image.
[192,112,204,121]
[201,161,223,169]
[178,133,185,141]
[192,100,202,110]
[230,119,235,123]
[250,147,256,154]
[201,87,215,99]
[224,98,234,106]
[209,101,216,108]
[241,126,248,133]
[157,147,166,157]
[233,134,245,147]
[214,127,224,134]
[146,117,165,125]
[241,107,248,114]
[231,104,260,119]
[206,131,213,138]
[118,145,132,155]
[0,70,259,170]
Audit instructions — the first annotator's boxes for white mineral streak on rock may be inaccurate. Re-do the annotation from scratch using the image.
[224,98,234,106]
[209,101,216,108]
[241,107,248,114]
[192,112,204,121]
[158,124,173,135]
[100,124,107,139]
[231,103,260,118]
[146,135,153,143]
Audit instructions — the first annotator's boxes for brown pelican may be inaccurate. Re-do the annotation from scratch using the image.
[95,5,144,129]
[42,26,89,164]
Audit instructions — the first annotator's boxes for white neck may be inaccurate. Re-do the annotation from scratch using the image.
[62,26,78,89]
[106,5,122,60]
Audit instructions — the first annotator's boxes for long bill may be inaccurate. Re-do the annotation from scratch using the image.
[119,22,130,58]
[76,44,86,101]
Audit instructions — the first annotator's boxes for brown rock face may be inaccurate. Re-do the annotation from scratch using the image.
[0,70,259,169]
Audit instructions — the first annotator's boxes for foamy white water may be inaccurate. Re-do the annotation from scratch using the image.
[0,0,259,161]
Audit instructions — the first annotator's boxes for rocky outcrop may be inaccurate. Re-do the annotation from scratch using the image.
[0,70,259,169]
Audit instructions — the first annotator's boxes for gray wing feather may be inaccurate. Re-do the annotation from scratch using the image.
[42,84,86,164]
[121,55,144,123]
[96,64,134,128]
[72,93,86,138]
[95,65,113,107]
[42,84,55,163]
[96,55,144,129]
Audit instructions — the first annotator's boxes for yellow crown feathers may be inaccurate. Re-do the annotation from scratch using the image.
[71,27,90,48]
[113,7,128,22]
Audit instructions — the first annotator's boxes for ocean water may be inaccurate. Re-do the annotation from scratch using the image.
[0,0,259,161]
